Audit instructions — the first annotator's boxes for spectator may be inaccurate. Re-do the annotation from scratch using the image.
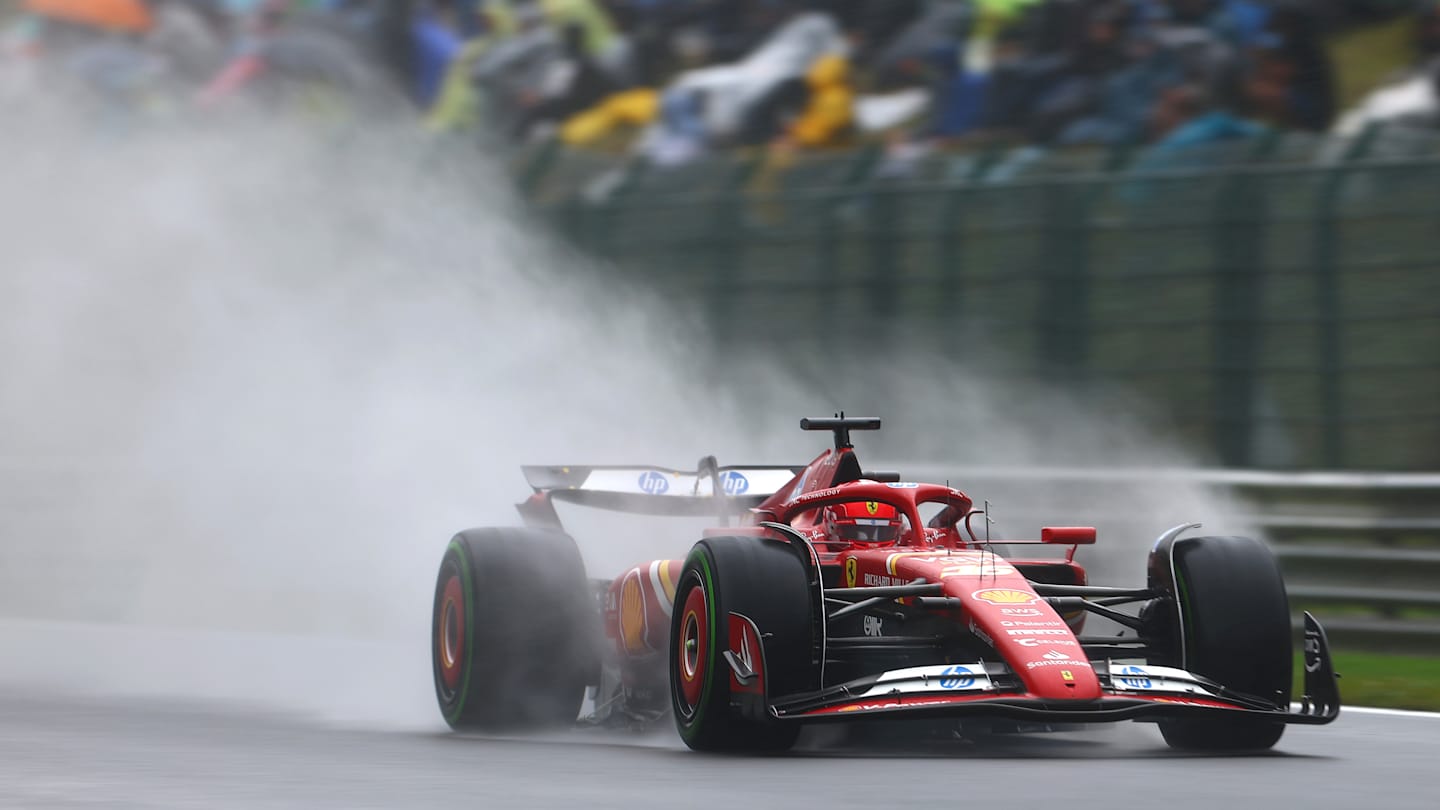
[777,51,854,149]
[1262,3,1335,131]
[1333,6,1440,136]
[1134,69,1266,172]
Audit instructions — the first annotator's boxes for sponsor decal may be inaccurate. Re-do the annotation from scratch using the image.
[832,695,978,713]
[939,562,1017,578]
[794,487,842,503]
[1153,697,1217,707]
[637,471,670,495]
[885,482,920,488]
[1115,665,1153,690]
[1000,619,1064,628]
[863,616,884,637]
[1026,659,1093,670]
[1000,608,1044,617]
[619,571,649,654]
[862,573,909,587]
[844,558,858,588]
[1043,650,1071,660]
[972,589,1038,605]
[939,665,975,689]
[1015,638,1077,648]
[718,470,750,495]
[792,466,812,495]
[865,500,880,515]
[885,552,935,575]
[969,619,993,647]
[649,560,676,614]
[728,616,763,691]
[1006,628,1071,636]
[1304,632,1323,674]
[861,665,995,697]
[837,701,907,712]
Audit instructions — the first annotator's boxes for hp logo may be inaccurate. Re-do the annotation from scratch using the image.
[637,471,670,495]
[718,471,749,496]
[939,665,974,689]
[1117,666,1152,689]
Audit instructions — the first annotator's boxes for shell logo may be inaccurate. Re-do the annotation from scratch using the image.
[620,572,648,654]
[971,588,1038,605]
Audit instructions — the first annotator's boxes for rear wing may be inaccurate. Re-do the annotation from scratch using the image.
[517,457,803,527]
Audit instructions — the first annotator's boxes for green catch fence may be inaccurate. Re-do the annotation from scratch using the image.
[514,124,1440,471]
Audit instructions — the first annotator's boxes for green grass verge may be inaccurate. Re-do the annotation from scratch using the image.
[1298,651,1440,712]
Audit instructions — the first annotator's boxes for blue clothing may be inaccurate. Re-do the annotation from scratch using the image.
[410,13,463,106]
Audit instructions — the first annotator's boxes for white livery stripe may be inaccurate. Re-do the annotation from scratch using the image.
[649,561,672,617]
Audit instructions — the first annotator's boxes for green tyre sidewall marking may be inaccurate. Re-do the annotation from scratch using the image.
[679,548,718,744]
[443,539,478,726]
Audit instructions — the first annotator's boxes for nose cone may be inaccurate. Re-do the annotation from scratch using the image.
[952,586,1102,700]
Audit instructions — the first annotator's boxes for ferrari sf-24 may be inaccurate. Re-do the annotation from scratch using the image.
[431,417,1339,752]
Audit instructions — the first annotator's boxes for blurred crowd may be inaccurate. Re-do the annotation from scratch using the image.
[5,0,1440,164]
[407,0,1440,167]
[0,0,395,115]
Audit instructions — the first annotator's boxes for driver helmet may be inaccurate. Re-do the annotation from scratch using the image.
[824,500,902,544]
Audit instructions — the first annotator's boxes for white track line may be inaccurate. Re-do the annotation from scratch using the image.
[1345,706,1440,719]
[1288,703,1440,719]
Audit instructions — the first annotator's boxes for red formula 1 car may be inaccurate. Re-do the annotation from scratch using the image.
[431,417,1340,752]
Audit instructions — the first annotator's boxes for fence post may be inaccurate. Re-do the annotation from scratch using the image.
[708,155,762,342]
[1037,179,1092,382]
[1314,124,1380,468]
[815,145,881,323]
[867,179,902,341]
[515,135,561,198]
[936,146,1004,351]
[1212,132,1280,466]
[585,158,650,260]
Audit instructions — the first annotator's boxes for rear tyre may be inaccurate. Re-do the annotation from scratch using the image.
[432,527,598,730]
[669,536,816,753]
[1149,535,1291,751]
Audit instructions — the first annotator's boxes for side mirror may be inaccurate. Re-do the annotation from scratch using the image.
[1041,526,1096,545]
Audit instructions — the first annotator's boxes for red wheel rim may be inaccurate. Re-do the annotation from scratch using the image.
[438,573,465,691]
[676,581,708,717]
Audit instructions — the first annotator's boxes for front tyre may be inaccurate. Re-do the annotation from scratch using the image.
[669,536,817,753]
[432,527,598,730]
[1149,534,1291,751]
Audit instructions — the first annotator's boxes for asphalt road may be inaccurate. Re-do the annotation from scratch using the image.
[0,683,1435,810]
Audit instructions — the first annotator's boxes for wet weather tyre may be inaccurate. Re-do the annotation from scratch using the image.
[1151,535,1291,751]
[669,536,816,753]
[432,527,598,730]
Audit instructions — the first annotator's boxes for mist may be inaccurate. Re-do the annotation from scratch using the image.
[0,108,1254,728]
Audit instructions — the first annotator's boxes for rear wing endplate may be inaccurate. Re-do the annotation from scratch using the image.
[518,459,803,523]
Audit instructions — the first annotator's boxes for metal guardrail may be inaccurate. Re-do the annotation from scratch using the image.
[903,465,1440,653]
[1,460,1435,650]
[527,127,1440,472]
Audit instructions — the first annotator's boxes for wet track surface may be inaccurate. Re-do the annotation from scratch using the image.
[1,687,1434,810]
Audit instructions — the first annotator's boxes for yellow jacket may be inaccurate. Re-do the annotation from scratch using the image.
[788,54,854,148]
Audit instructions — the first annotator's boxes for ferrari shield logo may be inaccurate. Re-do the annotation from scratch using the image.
[865,501,879,515]
[845,557,857,587]
[619,572,648,654]
[971,588,1038,605]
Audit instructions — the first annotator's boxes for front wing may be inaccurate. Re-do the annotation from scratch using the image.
[767,613,1340,726]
